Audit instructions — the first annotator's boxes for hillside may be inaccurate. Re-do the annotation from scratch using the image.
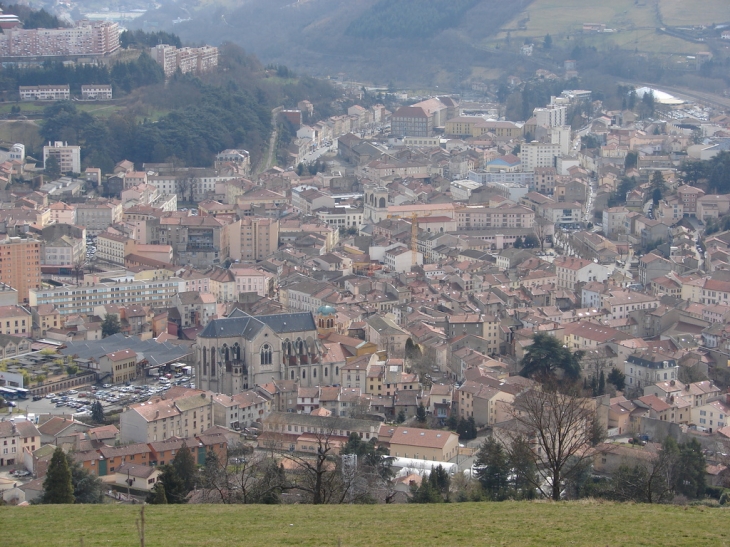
[131,0,730,91]
[3,501,728,546]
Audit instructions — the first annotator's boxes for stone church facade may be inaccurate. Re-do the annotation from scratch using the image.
[195,309,342,395]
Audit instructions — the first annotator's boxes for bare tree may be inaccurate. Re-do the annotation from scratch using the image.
[280,427,347,504]
[199,448,287,504]
[72,255,86,285]
[507,383,597,501]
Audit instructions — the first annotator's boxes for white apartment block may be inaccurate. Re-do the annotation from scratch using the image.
[81,84,112,100]
[43,141,81,174]
[554,257,610,290]
[19,85,69,101]
[29,277,182,316]
[315,207,364,229]
[0,21,119,58]
[150,44,219,78]
[533,104,567,128]
[520,142,561,172]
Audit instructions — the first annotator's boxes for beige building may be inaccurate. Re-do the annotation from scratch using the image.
[119,391,214,444]
[0,237,41,304]
[76,200,123,235]
[233,217,279,263]
[0,305,31,337]
[43,141,81,174]
[381,425,459,462]
[96,231,135,266]
[97,349,138,384]
[30,276,181,316]
[457,381,513,427]
[47,202,77,225]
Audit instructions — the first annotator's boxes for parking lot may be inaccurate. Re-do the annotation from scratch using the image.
[13,374,195,418]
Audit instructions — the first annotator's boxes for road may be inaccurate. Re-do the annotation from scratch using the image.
[301,141,338,164]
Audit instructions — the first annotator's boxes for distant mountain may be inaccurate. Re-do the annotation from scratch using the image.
[130,0,529,88]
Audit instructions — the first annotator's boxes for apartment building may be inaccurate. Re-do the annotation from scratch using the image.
[97,349,138,384]
[600,289,660,320]
[230,217,278,263]
[41,235,85,268]
[19,85,69,101]
[625,351,679,390]
[76,200,123,235]
[120,392,214,444]
[0,305,31,336]
[391,106,431,137]
[520,141,561,172]
[96,231,135,266]
[150,44,219,78]
[81,84,112,100]
[0,20,119,58]
[230,267,274,297]
[29,277,182,316]
[554,256,610,290]
[43,141,81,174]
[315,207,364,230]
[455,205,535,230]
[0,237,41,304]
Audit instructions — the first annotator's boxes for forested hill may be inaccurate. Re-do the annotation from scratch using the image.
[131,0,529,87]
[12,38,340,172]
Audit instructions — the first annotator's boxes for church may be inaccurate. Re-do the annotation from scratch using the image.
[195,308,342,395]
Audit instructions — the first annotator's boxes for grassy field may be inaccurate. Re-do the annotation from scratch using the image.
[491,0,724,55]
[660,0,730,26]
[0,120,42,151]
[3,501,729,547]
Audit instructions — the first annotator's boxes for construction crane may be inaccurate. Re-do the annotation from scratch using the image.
[410,212,431,266]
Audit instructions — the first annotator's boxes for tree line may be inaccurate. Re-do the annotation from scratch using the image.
[120,29,182,49]
[345,0,479,40]
[38,75,271,172]
[0,54,164,97]
[1,4,67,29]
[681,151,730,194]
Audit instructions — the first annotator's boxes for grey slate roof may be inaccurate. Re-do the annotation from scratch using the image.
[60,333,191,367]
[198,311,317,339]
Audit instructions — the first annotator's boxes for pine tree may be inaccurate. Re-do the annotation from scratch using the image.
[147,482,168,504]
[598,370,606,396]
[474,438,510,500]
[172,441,198,494]
[42,447,75,504]
[101,314,121,338]
[416,403,427,423]
[91,400,104,423]
[156,465,187,504]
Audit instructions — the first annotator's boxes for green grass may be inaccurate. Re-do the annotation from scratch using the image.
[492,0,724,55]
[0,120,42,151]
[3,502,729,546]
[660,0,730,26]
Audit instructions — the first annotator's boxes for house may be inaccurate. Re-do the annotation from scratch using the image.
[456,380,513,427]
[365,315,410,358]
[554,256,610,290]
[119,391,214,444]
[379,425,459,462]
[114,464,161,493]
[624,351,679,390]
[690,397,730,433]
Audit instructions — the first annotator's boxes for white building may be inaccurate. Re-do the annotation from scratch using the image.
[554,256,610,290]
[43,141,81,174]
[19,85,69,101]
[8,143,24,162]
[81,84,112,100]
[384,246,422,273]
[625,353,678,390]
[520,141,561,172]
